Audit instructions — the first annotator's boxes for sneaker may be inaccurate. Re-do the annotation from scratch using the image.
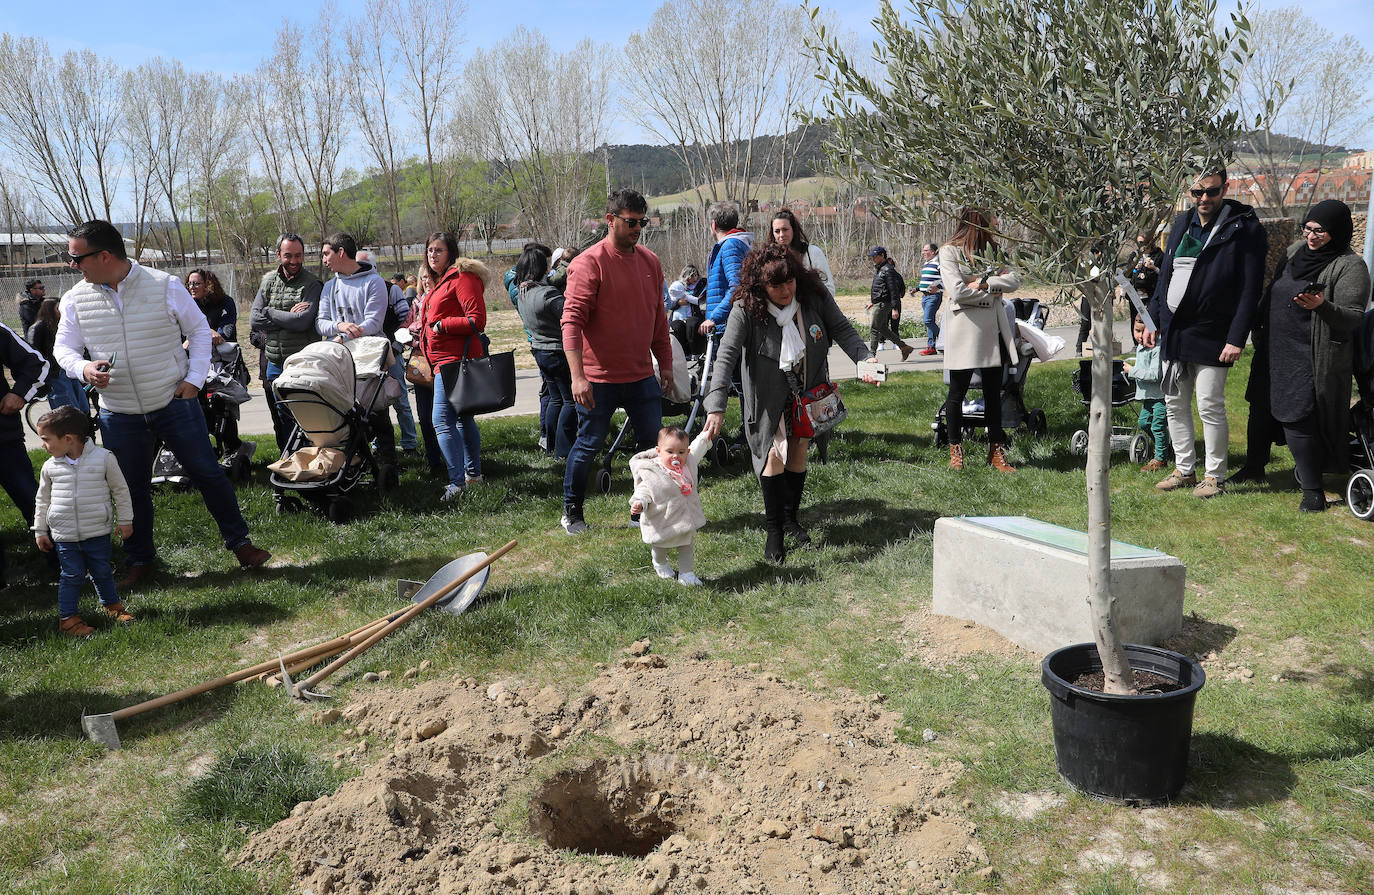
[561,507,588,534]
[678,572,703,587]
[1228,465,1266,484]
[234,543,272,569]
[899,343,914,361]
[58,615,95,637]
[652,562,676,580]
[1155,469,1198,492]
[465,475,484,486]
[920,347,937,356]
[630,511,642,528]
[1140,458,1168,472]
[102,602,135,623]
[441,483,464,502]
[1192,476,1224,499]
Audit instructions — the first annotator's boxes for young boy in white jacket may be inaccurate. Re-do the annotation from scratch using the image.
[629,426,712,586]
[33,406,134,637]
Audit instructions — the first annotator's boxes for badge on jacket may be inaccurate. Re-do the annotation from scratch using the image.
[808,324,823,341]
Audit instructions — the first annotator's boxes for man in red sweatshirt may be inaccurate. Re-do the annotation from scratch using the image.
[560,188,674,534]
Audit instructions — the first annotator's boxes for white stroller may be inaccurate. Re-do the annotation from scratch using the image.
[267,336,400,522]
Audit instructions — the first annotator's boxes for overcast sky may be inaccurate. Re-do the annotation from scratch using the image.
[2,0,1370,147]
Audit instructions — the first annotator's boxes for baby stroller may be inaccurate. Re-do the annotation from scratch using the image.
[1344,308,1374,521]
[932,297,1051,445]
[268,337,400,522]
[151,341,256,487]
[1068,358,1150,462]
[593,336,727,495]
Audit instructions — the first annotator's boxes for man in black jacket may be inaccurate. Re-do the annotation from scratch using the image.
[1145,168,1268,499]
[15,279,46,332]
[866,246,914,360]
[0,322,50,586]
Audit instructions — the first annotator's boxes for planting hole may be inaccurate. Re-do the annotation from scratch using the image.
[528,759,688,858]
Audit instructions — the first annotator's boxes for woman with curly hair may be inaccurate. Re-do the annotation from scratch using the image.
[185,269,237,345]
[703,243,879,563]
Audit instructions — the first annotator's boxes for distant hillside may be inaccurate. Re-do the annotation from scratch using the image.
[604,124,832,197]
[1232,130,1353,158]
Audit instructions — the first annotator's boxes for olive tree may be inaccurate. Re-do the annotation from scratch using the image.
[808,0,1249,692]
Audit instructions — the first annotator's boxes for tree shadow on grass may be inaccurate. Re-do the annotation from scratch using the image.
[1184,732,1298,807]
[1160,613,1239,659]
[0,686,173,742]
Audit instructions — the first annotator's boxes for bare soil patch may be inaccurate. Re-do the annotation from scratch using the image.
[239,656,990,894]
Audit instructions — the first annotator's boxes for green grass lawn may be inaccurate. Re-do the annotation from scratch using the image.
[1,354,1370,894]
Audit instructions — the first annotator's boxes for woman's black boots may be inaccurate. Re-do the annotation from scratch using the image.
[760,474,788,563]
[782,469,812,547]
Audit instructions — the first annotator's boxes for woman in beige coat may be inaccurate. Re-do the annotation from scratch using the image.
[939,207,1023,472]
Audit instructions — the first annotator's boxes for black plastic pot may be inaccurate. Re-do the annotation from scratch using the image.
[1041,642,1205,804]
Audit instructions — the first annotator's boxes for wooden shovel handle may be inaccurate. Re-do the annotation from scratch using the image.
[294,540,516,695]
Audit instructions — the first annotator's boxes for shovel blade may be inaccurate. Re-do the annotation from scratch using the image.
[397,579,424,601]
[82,712,121,750]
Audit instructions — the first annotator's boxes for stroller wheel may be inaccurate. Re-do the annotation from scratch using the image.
[377,463,399,496]
[275,496,303,515]
[1347,469,1374,521]
[1069,429,1089,455]
[712,436,731,467]
[327,497,354,523]
[596,468,612,495]
[1128,434,1149,464]
[1026,408,1047,436]
[933,420,948,447]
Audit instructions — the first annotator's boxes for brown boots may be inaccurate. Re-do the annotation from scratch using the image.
[950,443,1015,472]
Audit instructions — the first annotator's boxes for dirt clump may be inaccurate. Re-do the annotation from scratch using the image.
[238,656,988,894]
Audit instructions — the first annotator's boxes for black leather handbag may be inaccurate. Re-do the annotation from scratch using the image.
[440,334,516,416]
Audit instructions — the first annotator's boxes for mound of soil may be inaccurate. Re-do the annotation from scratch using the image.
[239,655,989,895]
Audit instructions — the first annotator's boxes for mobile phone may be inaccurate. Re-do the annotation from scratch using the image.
[1301,282,1326,296]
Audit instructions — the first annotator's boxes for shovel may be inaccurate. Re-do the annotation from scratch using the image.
[81,626,384,750]
[289,540,516,700]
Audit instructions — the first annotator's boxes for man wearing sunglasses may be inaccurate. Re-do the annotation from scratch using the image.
[1144,168,1267,499]
[53,220,271,587]
[559,188,674,534]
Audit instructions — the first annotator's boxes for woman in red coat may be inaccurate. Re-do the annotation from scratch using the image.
[419,231,491,500]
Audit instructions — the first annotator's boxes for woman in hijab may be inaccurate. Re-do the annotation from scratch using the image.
[1252,199,1370,511]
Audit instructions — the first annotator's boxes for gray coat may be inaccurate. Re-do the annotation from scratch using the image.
[704,284,872,475]
[939,245,1022,370]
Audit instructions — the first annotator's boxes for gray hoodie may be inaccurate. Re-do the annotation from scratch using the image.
[317,262,388,339]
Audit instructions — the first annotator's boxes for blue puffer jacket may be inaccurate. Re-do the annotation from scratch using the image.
[1148,199,1268,366]
[704,230,754,329]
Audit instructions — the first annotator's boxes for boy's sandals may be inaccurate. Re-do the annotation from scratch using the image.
[103,602,135,623]
[58,615,95,637]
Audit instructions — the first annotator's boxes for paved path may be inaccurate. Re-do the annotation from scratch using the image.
[22,321,1124,452]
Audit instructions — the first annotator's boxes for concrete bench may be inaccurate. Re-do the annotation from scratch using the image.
[932,516,1185,654]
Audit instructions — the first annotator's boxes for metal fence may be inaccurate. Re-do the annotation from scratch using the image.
[1,264,240,333]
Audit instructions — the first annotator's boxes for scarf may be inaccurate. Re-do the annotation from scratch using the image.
[1288,199,1352,283]
[766,298,807,371]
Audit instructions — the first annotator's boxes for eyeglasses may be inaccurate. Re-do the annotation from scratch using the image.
[1302,225,1327,236]
[1189,186,1223,199]
[612,214,650,228]
[64,249,104,265]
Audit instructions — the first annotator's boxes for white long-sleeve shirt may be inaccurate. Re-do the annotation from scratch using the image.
[54,260,211,388]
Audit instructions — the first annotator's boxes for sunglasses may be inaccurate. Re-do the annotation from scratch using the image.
[64,249,104,265]
[1189,186,1223,199]
[612,214,650,228]
[1302,225,1327,236]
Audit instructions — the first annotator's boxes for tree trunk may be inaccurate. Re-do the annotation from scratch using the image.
[1085,275,1134,694]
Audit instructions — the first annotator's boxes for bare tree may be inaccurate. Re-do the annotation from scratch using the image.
[346,0,409,264]
[458,28,609,247]
[185,73,246,262]
[622,0,821,220]
[244,68,298,236]
[263,10,349,243]
[385,0,467,228]
[1233,4,1374,215]
[124,58,198,261]
[0,36,123,224]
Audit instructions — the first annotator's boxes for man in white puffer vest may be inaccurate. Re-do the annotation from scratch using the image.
[54,220,271,589]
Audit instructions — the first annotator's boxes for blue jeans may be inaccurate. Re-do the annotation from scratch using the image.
[922,295,942,349]
[432,389,481,487]
[264,361,291,450]
[388,357,419,450]
[563,376,662,506]
[99,396,251,565]
[532,349,577,459]
[55,536,119,617]
[48,374,91,414]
